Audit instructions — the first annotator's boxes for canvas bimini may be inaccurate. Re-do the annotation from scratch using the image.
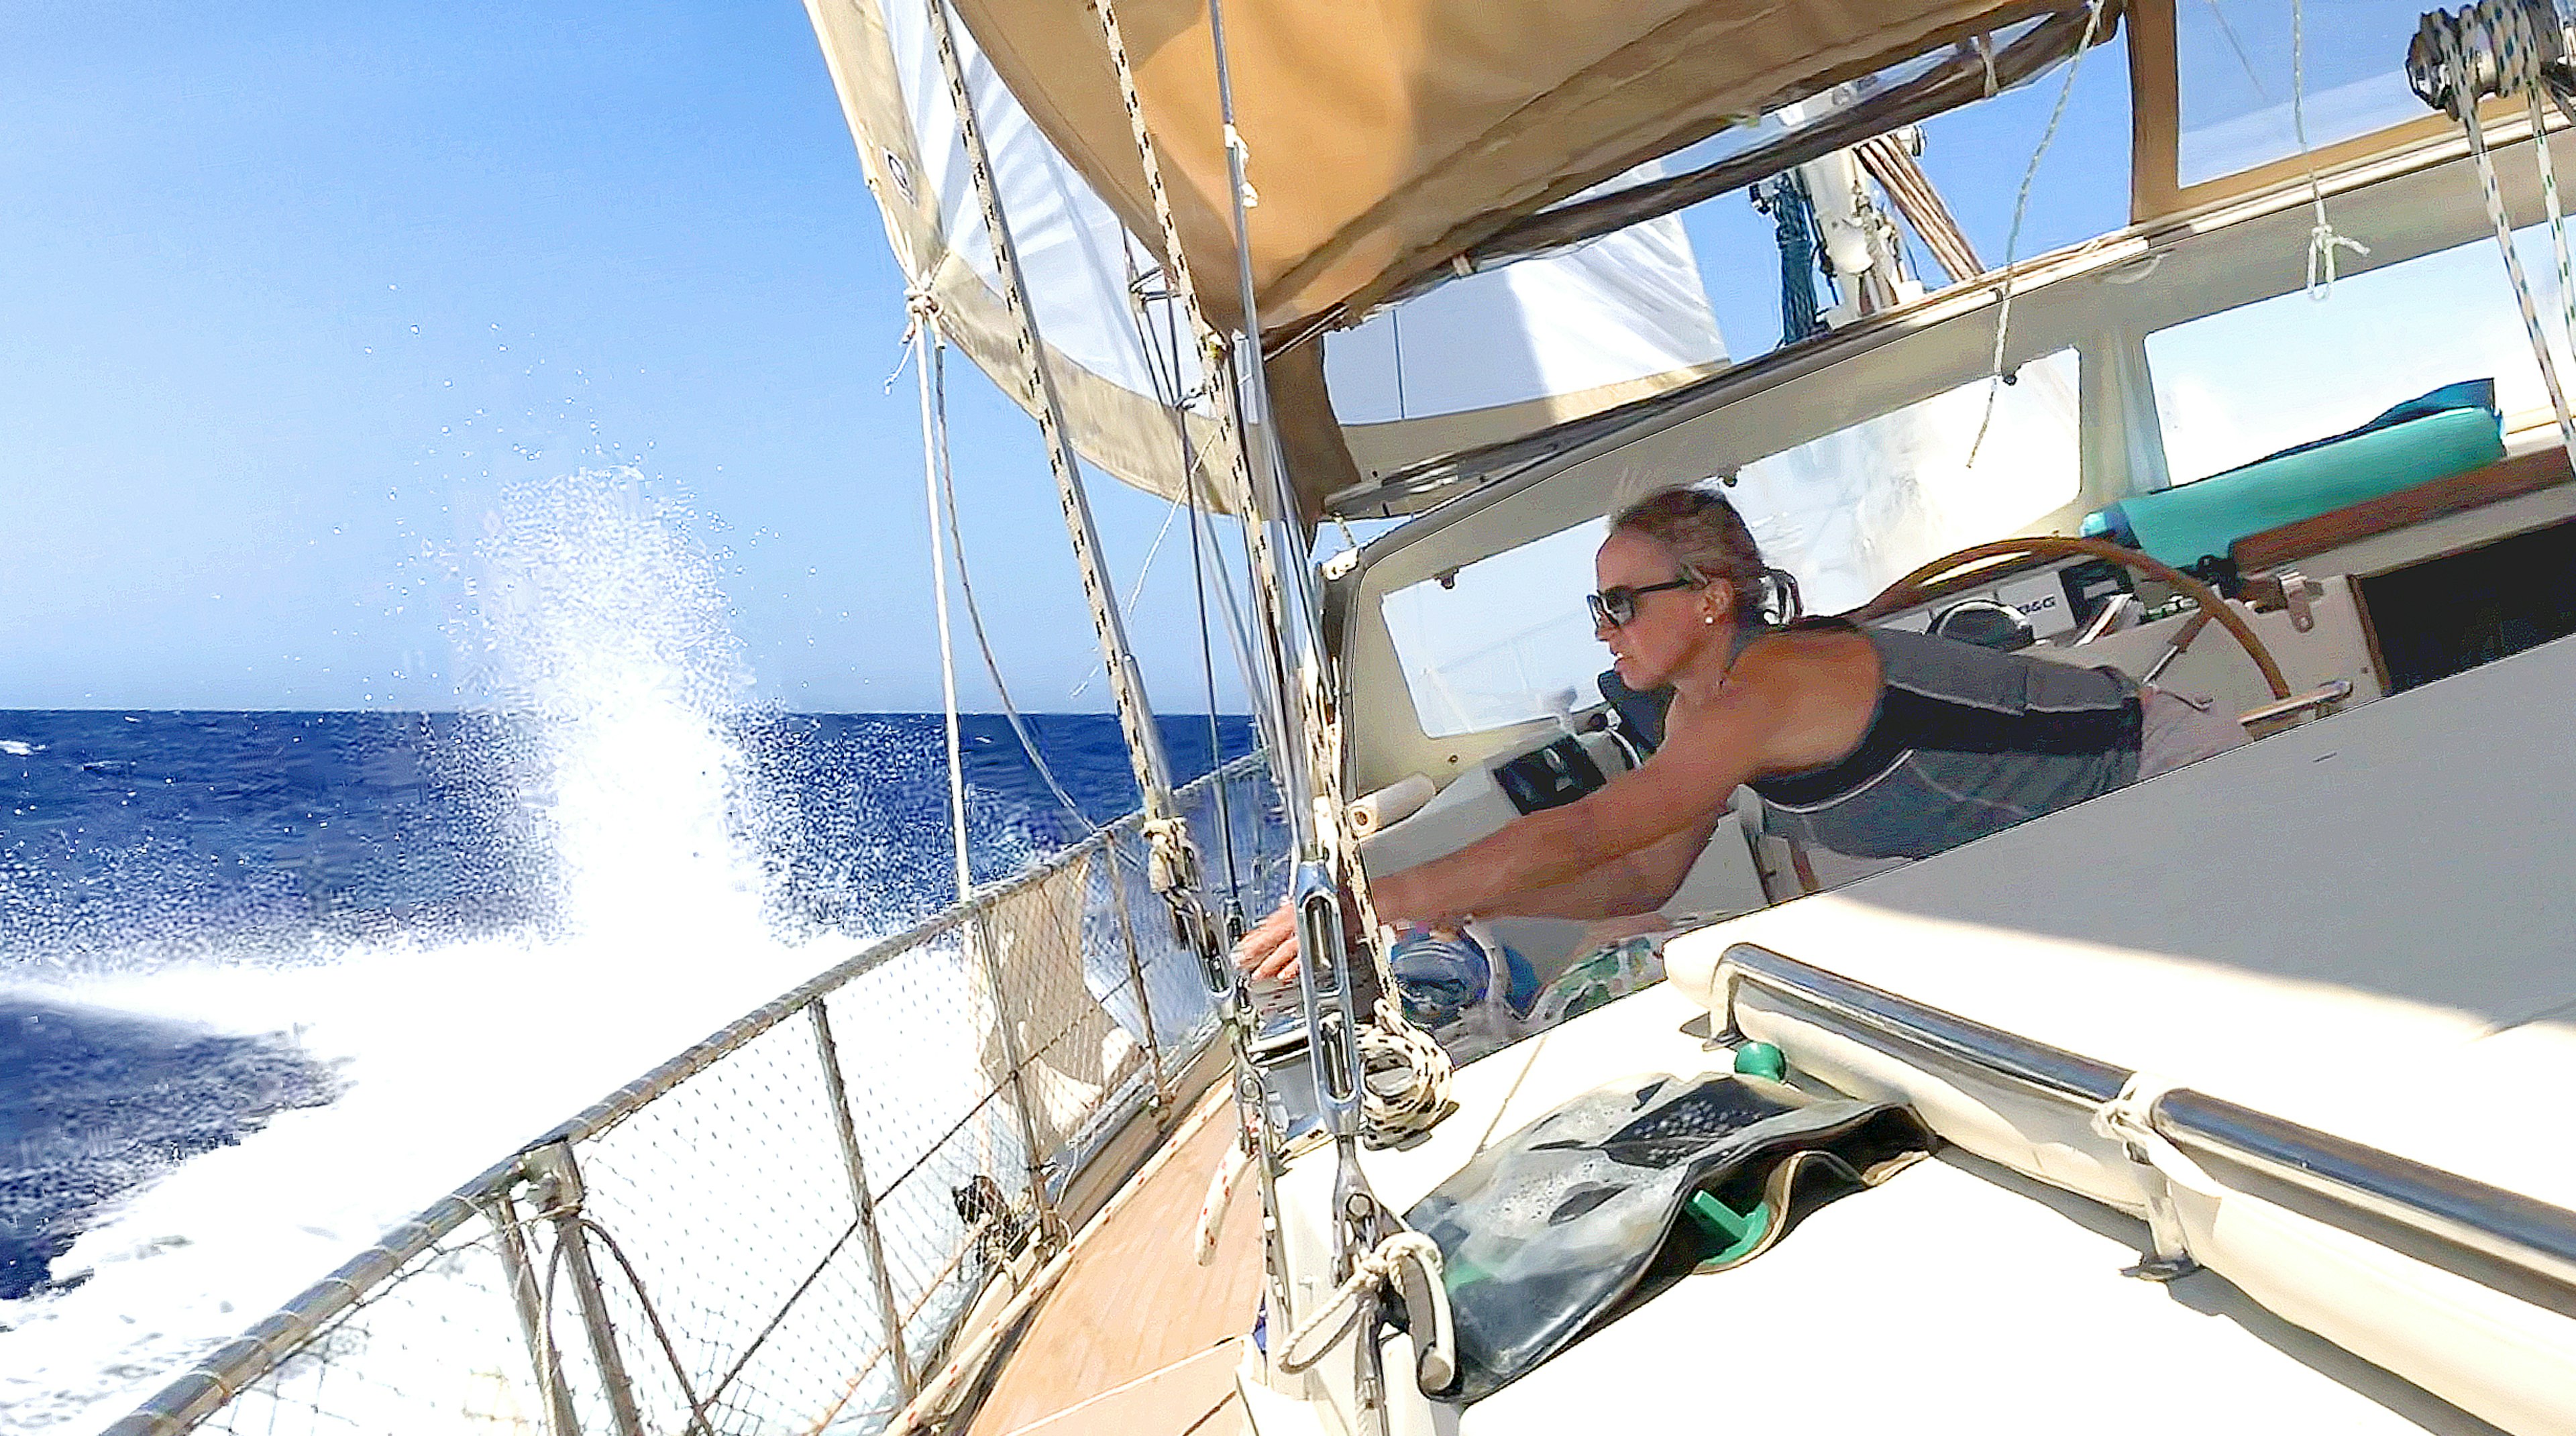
[97,3,2576,1435]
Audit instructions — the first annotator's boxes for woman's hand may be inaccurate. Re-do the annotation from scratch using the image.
[1234,899,1302,983]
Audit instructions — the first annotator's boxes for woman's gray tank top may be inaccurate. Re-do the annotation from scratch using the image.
[1745,622,2142,861]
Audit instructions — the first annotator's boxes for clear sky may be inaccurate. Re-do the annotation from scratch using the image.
[3,1,2135,714]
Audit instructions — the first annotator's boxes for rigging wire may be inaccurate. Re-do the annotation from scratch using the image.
[2200,0,2273,102]
[1116,233,1258,913]
[1966,0,2110,467]
[922,333,1101,830]
[1065,494,1186,700]
[1181,480,1248,916]
[918,315,984,898]
[1138,252,1249,907]
[1151,280,1250,913]
[1113,228,1277,752]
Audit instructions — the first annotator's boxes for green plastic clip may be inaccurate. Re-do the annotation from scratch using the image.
[1732,1042,1787,1081]
[1684,1190,1774,1266]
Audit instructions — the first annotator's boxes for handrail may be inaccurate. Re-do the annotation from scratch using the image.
[539,751,1261,1149]
[101,751,1276,1436]
[101,1180,517,1436]
[1719,942,2128,1106]
[1719,942,2576,1302]
[2156,1089,2576,1292]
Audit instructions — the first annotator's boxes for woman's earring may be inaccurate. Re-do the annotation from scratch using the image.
[1703,614,1715,626]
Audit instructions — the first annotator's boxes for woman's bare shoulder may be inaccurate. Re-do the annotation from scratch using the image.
[1733,620,1874,683]
[1715,622,1881,769]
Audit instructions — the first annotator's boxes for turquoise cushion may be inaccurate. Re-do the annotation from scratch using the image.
[2098,405,2505,569]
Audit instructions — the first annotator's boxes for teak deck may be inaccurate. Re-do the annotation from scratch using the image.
[962,1093,1262,1436]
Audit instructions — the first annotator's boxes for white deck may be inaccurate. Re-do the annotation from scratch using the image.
[1313,981,2484,1433]
[1668,629,2576,1212]
[1285,638,2576,1434]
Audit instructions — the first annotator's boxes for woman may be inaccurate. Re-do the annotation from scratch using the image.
[1236,484,2249,980]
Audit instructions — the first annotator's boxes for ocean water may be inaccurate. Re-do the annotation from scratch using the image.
[0,467,1273,1431]
[0,707,1254,1425]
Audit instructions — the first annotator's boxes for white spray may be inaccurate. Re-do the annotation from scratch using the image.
[0,468,846,1434]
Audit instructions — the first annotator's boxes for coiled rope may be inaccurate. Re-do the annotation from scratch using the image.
[1359,995,1456,1146]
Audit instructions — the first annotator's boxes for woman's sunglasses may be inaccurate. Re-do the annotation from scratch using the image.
[1587,576,1697,628]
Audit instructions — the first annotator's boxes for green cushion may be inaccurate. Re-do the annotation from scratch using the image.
[2104,406,2505,569]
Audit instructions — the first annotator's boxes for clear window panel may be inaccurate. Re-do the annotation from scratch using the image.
[1381,350,2084,738]
[1730,349,2082,616]
[2176,0,2429,188]
[1384,520,1612,738]
[2146,228,2568,485]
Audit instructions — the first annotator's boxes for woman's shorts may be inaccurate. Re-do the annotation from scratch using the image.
[2137,685,2252,779]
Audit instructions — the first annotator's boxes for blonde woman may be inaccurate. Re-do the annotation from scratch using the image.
[1238,484,2247,979]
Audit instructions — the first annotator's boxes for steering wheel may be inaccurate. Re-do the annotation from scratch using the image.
[1850,536,2293,702]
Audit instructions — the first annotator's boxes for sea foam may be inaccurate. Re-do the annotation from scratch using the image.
[0,470,868,1433]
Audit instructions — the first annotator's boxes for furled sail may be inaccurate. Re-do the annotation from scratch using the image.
[807,0,1737,518]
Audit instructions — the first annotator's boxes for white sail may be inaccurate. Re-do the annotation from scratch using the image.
[806,0,1235,508]
[808,0,1738,516]
[1326,210,1729,485]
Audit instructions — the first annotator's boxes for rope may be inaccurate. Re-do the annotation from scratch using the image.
[580,1218,718,1436]
[922,339,1097,830]
[521,1199,715,1436]
[2292,0,2371,298]
[1127,245,1248,911]
[1275,1229,1452,1390]
[1753,172,1826,344]
[922,0,1181,827]
[1358,995,1454,1146]
[533,1222,572,1436]
[1193,1142,1254,1264]
[1966,0,2109,467]
[1090,0,1287,634]
[917,313,980,902]
[2525,37,2576,421]
[2422,3,2576,453]
[1110,237,1249,907]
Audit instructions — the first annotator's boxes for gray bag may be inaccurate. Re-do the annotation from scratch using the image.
[1405,1070,1929,1402]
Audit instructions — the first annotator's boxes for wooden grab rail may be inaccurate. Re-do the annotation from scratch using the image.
[2231,445,2575,575]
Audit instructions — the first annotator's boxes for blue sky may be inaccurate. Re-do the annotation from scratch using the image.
[2,1,2133,714]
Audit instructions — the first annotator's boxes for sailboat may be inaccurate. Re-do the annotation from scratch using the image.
[103,1,2576,1434]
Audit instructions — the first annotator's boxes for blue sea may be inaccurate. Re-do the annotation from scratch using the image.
[0,706,1260,1427]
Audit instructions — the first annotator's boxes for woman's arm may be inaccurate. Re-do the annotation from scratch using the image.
[1226,761,1752,983]
[1456,820,1720,920]
[1369,690,1772,925]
